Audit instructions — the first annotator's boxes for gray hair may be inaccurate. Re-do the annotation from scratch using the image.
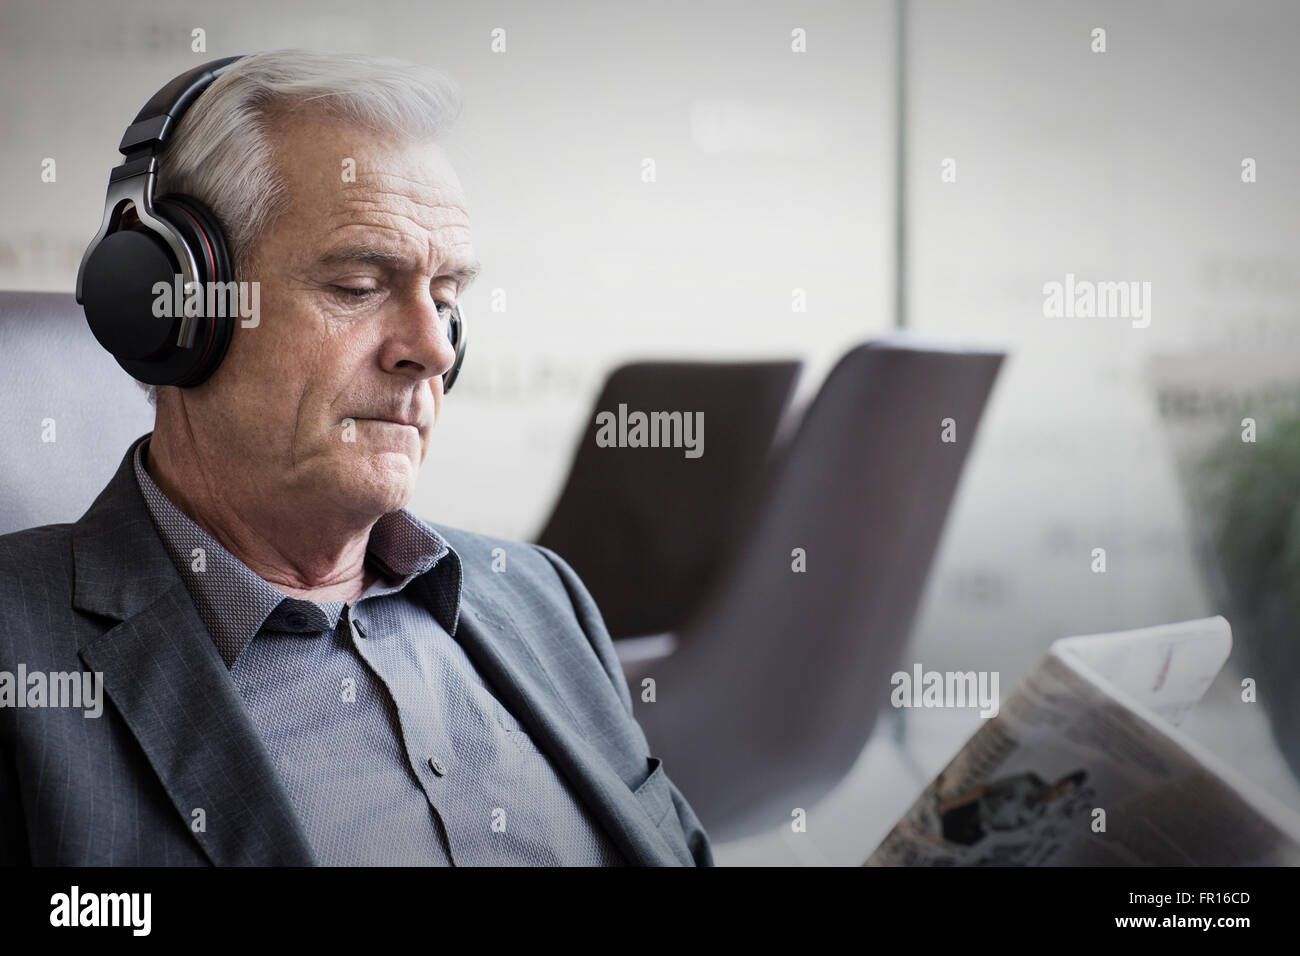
[136,49,464,405]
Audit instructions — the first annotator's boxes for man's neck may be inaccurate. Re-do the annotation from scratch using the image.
[144,432,380,605]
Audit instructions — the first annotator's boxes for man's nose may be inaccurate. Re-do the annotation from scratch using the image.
[379,291,459,384]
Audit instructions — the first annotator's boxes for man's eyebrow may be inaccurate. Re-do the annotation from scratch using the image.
[447,259,482,289]
[317,245,481,288]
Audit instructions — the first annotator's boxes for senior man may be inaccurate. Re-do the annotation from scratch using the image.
[0,50,711,866]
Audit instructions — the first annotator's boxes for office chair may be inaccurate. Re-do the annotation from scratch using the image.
[0,291,156,535]
[536,359,801,640]
[629,338,1006,842]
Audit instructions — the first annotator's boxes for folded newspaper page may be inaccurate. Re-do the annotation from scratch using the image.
[866,616,1300,865]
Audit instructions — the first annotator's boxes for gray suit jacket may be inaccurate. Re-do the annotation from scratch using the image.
[0,436,712,866]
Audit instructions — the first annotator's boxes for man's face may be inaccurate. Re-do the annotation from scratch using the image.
[181,111,478,521]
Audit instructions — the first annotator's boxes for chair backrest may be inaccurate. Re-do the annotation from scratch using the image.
[537,360,801,640]
[633,339,1005,841]
[0,291,156,536]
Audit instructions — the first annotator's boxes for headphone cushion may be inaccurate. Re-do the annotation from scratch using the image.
[153,194,233,286]
[139,194,237,387]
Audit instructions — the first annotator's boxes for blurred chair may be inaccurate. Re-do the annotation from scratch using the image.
[0,291,156,535]
[629,338,1005,843]
[536,359,801,640]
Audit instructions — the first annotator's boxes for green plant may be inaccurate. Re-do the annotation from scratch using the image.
[1205,412,1300,780]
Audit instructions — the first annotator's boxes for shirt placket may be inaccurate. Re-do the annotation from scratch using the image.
[343,598,476,864]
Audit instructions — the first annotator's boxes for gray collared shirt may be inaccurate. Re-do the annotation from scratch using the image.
[132,437,624,866]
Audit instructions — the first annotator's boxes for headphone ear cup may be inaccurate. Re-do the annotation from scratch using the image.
[443,303,467,393]
[81,218,188,372]
[149,194,236,387]
[84,194,237,388]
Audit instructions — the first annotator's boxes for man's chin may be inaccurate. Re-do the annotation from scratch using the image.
[339,453,419,515]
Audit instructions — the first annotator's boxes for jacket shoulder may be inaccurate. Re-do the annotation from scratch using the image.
[0,522,74,578]
[0,523,76,656]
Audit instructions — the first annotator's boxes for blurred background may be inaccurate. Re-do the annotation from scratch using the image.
[2,0,1298,865]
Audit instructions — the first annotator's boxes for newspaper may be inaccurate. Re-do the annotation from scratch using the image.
[866,616,1300,865]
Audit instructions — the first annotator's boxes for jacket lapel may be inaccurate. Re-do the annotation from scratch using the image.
[73,434,316,866]
[450,595,681,866]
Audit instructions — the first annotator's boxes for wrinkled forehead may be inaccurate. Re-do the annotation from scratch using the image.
[269,111,469,244]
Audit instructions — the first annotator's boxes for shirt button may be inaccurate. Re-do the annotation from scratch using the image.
[352,618,367,638]
[286,613,308,628]
[428,757,447,776]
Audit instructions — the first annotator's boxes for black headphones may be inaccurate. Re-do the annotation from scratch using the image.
[77,55,467,392]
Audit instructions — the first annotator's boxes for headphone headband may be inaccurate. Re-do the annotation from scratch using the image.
[118,56,244,159]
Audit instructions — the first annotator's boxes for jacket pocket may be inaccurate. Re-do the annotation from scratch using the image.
[633,757,694,864]
[632,756,674,827]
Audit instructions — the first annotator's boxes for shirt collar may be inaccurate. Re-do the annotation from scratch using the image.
[132,435,462,668]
